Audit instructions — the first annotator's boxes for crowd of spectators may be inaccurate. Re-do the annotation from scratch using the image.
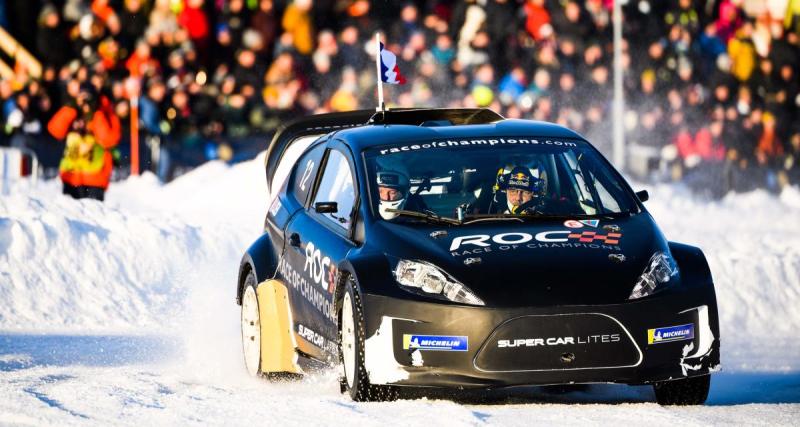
[0,0,798,193]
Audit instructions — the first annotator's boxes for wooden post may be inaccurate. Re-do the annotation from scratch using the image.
[131,95,139,175]
[0,26,42,78]
[125,78,142,175]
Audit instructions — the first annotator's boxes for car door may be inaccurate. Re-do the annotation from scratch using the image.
[267,139,327,269]
[280,144,359,360]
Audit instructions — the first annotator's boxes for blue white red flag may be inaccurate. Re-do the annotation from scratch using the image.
[378,42,407,85]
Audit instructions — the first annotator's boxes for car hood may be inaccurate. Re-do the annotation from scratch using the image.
[372,214,670,307]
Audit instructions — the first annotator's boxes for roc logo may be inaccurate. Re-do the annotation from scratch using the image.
[648,324,694,344]
[304,241,336,293]
[450,231,623,251]
[402,334,468,351]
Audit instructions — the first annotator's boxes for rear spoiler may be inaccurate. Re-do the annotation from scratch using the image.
[264,108,503,189]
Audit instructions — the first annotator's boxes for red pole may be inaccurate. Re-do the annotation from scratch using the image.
[130,95,139,176]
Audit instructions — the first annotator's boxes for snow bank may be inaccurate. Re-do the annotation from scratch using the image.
[1,158,798,372]
[0,156,265,332]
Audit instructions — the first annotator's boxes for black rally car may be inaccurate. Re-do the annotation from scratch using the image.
[236,108,720,404]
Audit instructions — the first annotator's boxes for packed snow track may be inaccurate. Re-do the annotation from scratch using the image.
[1,155,799,425]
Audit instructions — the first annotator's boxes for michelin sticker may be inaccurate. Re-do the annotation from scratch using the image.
[402,334,468,351]
[648,324,695,344]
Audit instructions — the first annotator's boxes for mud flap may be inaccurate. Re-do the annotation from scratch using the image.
[256,279,302,374]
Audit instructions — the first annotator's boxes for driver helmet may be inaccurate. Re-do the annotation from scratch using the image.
[497,166,543,213]
[507,166,536,189]
[376,170,410,220]
[497,166,543,191]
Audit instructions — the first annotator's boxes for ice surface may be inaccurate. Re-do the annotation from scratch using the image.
[1,156,798,424]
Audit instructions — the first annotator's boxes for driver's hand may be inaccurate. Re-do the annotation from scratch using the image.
[515,198,541,214]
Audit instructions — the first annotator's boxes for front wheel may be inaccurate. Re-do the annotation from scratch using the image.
[653,375,710,405]
[339,278,398,402]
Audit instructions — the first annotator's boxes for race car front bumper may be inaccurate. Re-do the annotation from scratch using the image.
[360,286,720,388]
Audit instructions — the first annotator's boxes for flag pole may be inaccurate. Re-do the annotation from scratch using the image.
[375,32,385,113]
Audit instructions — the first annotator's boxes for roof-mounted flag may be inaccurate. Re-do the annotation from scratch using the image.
[374,33,406,113]
[378,42,407,85]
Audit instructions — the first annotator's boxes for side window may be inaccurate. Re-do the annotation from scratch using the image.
[563,152,597,214]
[289,143,326,205]
[313,150,356,230]
[272,135,322,198]
[593,180,622,212]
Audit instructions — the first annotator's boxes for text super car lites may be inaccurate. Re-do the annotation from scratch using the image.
[236,108,720,404]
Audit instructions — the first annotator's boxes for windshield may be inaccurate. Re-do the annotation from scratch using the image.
[364,137,639,222]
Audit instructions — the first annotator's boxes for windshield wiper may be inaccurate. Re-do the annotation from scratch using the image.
[385,209,462,225]
[462,211,633,224]
[462,215,524,225]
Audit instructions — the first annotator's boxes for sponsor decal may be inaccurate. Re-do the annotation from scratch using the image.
[449,230,623,256]
[402,334,468,351]
[278,257,335,321]
[648,324,695,344]
[508,172,530,188]
[299,159,314,192]
[378,138,578,155]
[498,334,620,348]
[304,241,336,293]
[298,324,324,347]
[564,220,584,228]
[566,231,621,245]
[580,219,600,227]
[276,240,339,321]
[297,324,338,354]
[269,198,282,216]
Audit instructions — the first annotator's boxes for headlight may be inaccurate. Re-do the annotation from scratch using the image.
[394,260,484,306]
[629,252,679,300]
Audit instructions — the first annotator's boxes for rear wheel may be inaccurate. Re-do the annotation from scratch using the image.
[339,278,398,402]
[653,375,710,405]
[241,272,261,377]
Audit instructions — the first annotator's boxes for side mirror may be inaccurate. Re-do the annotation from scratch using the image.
[635,190,649,203]
[314,201,338,213]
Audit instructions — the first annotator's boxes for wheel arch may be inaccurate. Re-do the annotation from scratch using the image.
[333,254,392,312]
[237,233,281,305]
[332,263,356,323]
[668,241,714,289]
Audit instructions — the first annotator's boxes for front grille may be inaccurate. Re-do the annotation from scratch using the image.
[474,313,641,372]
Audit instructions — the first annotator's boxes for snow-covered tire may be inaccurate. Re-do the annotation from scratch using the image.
[339,277,398,402]
[653,375,710,405]
[241,271,262,377]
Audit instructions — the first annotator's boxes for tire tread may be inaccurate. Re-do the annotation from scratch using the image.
[340,278,398,402]
[653,375,710,405]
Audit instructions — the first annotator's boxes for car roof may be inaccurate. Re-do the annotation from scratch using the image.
[263,108,587,187]
[333,118,586,153]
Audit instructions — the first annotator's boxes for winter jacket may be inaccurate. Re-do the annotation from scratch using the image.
[282,4,314,55]
[178,2,210,43]
[728,34,757,82]
[524,1,551,41]
[47,97,121,189]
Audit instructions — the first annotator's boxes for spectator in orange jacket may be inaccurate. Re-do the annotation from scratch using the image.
[47,85,121,201]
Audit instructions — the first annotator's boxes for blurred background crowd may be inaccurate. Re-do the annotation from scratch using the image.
[0,0,799,196]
